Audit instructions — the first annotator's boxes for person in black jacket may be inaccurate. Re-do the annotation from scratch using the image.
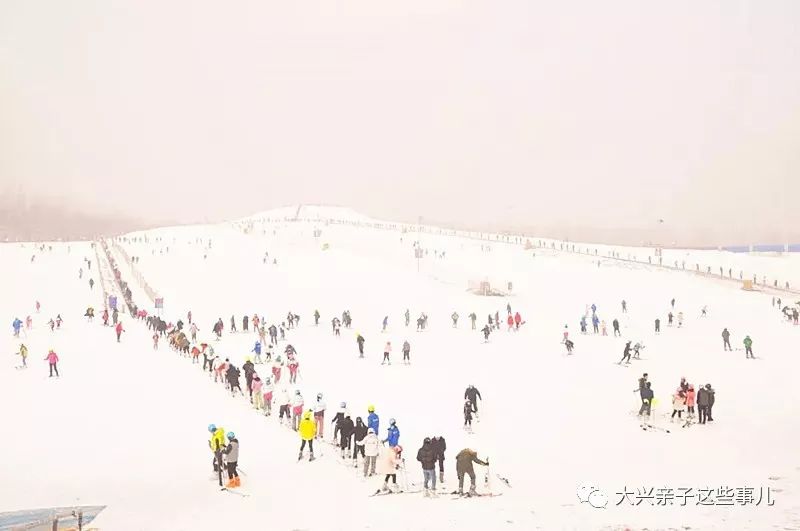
[464,385,482,415]
[417,437,438,496]
[696,386,710,424]
[431,435,446,483]
[619,341,632,365]
[638,382,653,417]
[351,417,368,466]
[242,359,256,396]
[356,334,365,358]
[338,415,355,458]
[705,384,715,421]
[226,364,242,396]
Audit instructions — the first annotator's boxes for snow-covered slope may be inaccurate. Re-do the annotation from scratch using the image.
[2,213,800,530]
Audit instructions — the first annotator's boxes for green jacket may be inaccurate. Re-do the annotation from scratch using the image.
[743,337,752,348]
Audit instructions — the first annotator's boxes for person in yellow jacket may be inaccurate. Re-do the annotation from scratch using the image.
[208,424,226,472]
[18,344,28,368]
[298,410,317,461]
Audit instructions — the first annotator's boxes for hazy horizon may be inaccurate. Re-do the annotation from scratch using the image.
[2,1,799,244]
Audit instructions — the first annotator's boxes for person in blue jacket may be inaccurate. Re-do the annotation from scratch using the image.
[384,419,400,447]
[252,340,262,363]
[12,318,23,337]
[367,405,379,435]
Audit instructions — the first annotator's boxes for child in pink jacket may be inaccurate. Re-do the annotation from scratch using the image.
[45,350,59,377]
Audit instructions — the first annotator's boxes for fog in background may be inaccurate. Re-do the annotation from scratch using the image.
[1,1,799,245]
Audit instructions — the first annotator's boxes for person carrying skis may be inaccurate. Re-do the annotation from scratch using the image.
[463,400,474,430]
[18,344,28,368]
[358,427,380,477]
[431,435,446,483]
[743,335,754,358]
[298,410,317,461]
[382,341,392,365]
[313,393,326,439]
[222,432,240,488]
[464,385,482,416]
[115,321,124,342]
[383,419,400,448]
[352,416,368,466]
[417,437,438,496]
[367,405,379,435]
[291,390,305,431]
[401,340,411,364]
[208,424,227,473]
[243,358,256,396]
[356,333,365,358]
[451,312,459,328]
[455,448,489,496]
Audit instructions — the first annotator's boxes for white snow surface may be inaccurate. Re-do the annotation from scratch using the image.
[2,215,800,530]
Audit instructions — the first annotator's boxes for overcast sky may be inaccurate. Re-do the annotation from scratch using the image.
[1,1,798,241]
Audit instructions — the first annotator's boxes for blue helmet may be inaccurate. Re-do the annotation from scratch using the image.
[208,424,216,433]
[227,432,235,440]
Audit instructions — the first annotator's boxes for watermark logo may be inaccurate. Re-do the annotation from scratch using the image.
[577,484,609,509]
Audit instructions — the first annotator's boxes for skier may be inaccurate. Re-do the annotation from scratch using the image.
[619,341,632,364]
[697,385,710,424]
[404,309,410,327]
[359,427,380,477]
[579,316,587,334]
[700,305,708,317]
[677,311,684,328]
[367,405,379,435]
[102,309,109,326]
[464,385,482,416]
[333,320,341,337]
[242,358,255,396]
[463,400,474,431]
[670,391,686,421]
[352,416,368,467]
[401,340,411,364]
[272,356,283,384]
[223,432,240,488]
[487,315,493,331]
[383,419,400,447]
[314,309,320,326]
[208,424,227,473]
[382,316,389,332]
[417,437,438,496]
[115,321,124,342]
[612,318,620,337]
[355,333,365,358]
[45,349,59,377]
[592,314,600,333]
[377,445,403,493]
[638,381,653,418]
[230,315,237,333]
[564,338,574,354]
[632,342,644,359]
[481,324,491,342]
[705,384,715,421]
[25,315,32,329]
[48,318,55,332]
[506,314,514,331]
[671,298,675,309]
[621,300,627,313]
[287,356,300,384]
[668,312,673,326]
[338,414,355,458]
[685,385,696,418]
[188,310,192,324]
[469,312,477,330]
[721,328,732,351]
[292,390,305,431]
[261,377,273,416]
[89,278,94,290]
[18,344,28,368]
[226,364,243,396]
[743,335,754,359]
[214,358,230,384]
[455,448,489,496]
[12,318,22,337]
[252,340,262,364]
[382,341,392,365]
[431,435,446,483]
[243,315,249,332]
[298,410,317,461]
[251,374,264,409]
[313,393,326,439]
[600,320,607,336]
[278,388,291,426]
[514,312,522,330]
[654,318,660,334]
[112,308,118,325]
[451,312,459,328]
[35,301,40,313]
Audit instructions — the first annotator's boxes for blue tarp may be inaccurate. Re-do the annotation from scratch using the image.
[0,505,105,530]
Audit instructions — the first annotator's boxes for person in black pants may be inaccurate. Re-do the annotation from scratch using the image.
[655,318,660,333]
[721,328,732,351]
[705,384,715,421]
[697,386,709,424]
[431,435,446,483]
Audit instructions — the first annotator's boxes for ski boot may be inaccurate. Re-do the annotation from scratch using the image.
[226,477,237,488]
[297,451,303,461]
[424,488,430,498]
[468,486,478,497]
[309,452,315,462]
[439,471,444,483]
[381,482,391,494]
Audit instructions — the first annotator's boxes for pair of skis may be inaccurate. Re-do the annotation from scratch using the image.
[640,422,670,433]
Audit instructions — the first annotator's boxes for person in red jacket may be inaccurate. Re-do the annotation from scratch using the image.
[506,314,514,331]
[45,349,59,377]
[514,312,522,330]
[115,321,125,342]
[102,309,109,326]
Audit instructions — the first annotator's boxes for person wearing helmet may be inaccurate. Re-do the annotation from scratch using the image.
[252,340,262,364]
[367,405,379,435]
[417,437,438,496]
[377,444,403,493]
[223,432,240,488]
[352,416,368,467]
[243,357,256,396]
[313,393,326,439]
[291,390,305,431]
[18,344,28,368]
[358,426,380,477]
[455,448,489,496]
[278,388,291,426]
[298,410,317,461]
[338,414,355,458]
[383,419,400,448]
[208,424,226,473]
[262,377,274,416]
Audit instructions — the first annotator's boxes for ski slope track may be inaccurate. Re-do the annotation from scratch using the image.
[2,208,800,530]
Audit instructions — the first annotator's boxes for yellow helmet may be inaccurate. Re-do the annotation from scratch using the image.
[303,411,312,420]
[368,405,375,412]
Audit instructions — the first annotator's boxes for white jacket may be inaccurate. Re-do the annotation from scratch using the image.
[359,433,380,457]
[262,382,274,395]
[292,393,304,408]
[279,390,290,405]
[314,399,326,413]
